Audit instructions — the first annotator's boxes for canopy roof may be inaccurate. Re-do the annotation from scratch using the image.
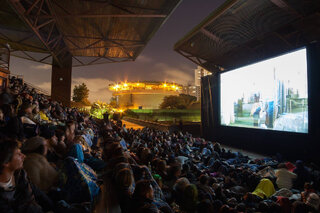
[0,0,181,67]
[174,0,320,72]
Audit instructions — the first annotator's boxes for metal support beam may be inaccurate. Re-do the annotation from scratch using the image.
[270,0,301,17]
[51,55,72,106]
[39,14,167,18]
[7,0,71,67]
[200,28,222,43]
[69,43,144,51]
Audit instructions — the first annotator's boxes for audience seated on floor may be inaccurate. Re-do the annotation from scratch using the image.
[0,76,319,213]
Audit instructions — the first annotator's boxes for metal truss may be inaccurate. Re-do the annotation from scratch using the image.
[5,0,153,66]
[3,0,179,67]
[6,0,71,67]
[176,49,221,73]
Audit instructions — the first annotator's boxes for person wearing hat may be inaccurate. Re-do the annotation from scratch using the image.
[22,136,58,192]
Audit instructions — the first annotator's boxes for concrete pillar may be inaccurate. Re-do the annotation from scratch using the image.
[51,56,72,106]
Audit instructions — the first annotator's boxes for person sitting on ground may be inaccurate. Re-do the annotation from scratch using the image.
[0,139,53,212]
[305,193,320,212]
[115,167,134,213]
[156,159,168,180]
[165,164,182,189]
[39,103,51,124]
[301,182,316,203]
[132,180,160,213]
[18,102,38,138]
[180,184,199,213]
[40,126,61,164]
[294,160,311,190]
[54,128,67,157]
[21,136,58,192]
[252,178,275,199]
[2,104,24,141]
[197,174,215,202]
[275,163,297,190]
[18,102,36,125]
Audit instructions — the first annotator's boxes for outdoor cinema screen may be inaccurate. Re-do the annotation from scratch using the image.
[220,48,308,133]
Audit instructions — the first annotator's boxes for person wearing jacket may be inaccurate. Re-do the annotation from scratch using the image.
[0,139,53,213]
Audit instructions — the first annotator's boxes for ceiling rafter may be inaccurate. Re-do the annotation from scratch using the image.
[69,42,144,51]
[200,28,222,43]
[39,53,52,62]
[6,0,70,67]
[72,56,85,65]
[0,31,48,52]
[38,14,167,18]
[1,0,182,67]
[17,33,34,43]
[79,0,162,12]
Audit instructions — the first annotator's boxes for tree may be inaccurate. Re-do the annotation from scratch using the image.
[179,94,197,106]
[73,83,90,104]
[160,94,197,109]
[160,95,183,109]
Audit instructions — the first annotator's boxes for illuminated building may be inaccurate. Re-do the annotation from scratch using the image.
[182,84,197,97]
[109,81,182,109]
[194,66,211,101]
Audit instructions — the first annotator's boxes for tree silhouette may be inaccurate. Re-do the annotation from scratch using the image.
[160,94,196,109]
[72,83,90,105]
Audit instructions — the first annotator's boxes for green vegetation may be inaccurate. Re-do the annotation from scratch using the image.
[124,109,201,123]
[72,83,90,105]
[160,94,197,109]
[90,101,111,119]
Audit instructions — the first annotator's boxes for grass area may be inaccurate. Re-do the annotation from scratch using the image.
[125,109,201,122]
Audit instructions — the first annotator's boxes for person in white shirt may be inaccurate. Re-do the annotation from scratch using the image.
[275,163,297,189]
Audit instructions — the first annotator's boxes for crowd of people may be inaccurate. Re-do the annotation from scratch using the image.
[0,76,320,213]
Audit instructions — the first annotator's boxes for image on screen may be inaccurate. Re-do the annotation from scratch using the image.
[220,48,308,133]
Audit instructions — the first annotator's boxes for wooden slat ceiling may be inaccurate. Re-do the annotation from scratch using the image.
[0,0,181,67]
[174,0,320,72]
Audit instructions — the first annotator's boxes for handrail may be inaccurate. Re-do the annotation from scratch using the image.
[9,74,50,96]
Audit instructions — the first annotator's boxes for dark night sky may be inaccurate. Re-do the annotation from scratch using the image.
[10,0,224,102]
